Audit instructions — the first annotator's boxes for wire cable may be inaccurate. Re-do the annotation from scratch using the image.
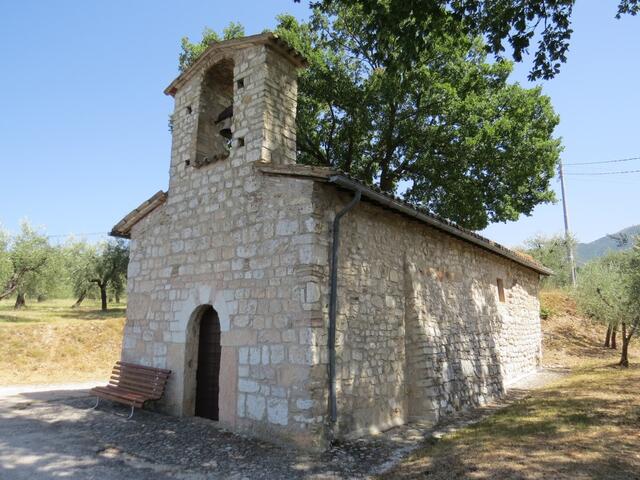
[45,232,109,238]
[564,169,640,176]
[564,156,640,166]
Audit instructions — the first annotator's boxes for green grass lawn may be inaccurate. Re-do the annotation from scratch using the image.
[0,298,126,385]
[0,298,126,324]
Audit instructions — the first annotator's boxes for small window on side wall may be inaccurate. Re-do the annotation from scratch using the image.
[497,278,506,303]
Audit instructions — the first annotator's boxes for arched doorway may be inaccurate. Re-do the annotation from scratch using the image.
[195,305,221,420]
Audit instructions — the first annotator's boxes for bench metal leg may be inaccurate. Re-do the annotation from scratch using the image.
[127,405,135,420]
[90,396,100,410]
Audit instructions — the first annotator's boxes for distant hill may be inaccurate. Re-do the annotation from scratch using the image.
[576,225,640,264]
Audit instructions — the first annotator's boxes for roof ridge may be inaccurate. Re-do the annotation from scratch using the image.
[256,164,551,275]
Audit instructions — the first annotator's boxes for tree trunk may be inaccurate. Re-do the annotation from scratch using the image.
[37,294,46,302]
[14,292,26,309]
[604,323,612,348]
[72,291,86,308]
[100,284,108,311]
[611,325,618,349]
[619,323,629,367]
[620,338,630,367]
[115,291,120,304]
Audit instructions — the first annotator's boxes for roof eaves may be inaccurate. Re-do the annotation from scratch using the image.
[326,174,553,276]
[110,191,167,239]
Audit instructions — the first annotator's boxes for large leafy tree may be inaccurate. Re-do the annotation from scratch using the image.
[275,9,561,229]
[300,0,639,81]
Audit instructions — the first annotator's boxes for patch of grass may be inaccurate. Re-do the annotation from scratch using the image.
[0,299,125,385]
[0,298,126,324]
[382,289,640,480]
[382,365,640,479]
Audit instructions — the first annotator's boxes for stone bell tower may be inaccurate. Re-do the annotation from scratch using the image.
[115,34,322,448]
[164,33,306,186]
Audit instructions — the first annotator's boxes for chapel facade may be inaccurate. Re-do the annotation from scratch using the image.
[112,33,549,449]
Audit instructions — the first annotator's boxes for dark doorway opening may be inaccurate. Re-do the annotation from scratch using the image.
[195,306,221,420]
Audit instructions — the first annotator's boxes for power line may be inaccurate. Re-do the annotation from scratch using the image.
[564,155,640,166]
[46,232,109,239]
[564,169,640,176]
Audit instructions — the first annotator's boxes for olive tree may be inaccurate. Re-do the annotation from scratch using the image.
[88,240,129,311]
[523,233,576,289]
[0,223,56,308]
[575,251,638,366]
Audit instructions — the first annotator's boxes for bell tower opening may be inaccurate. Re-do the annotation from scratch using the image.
[193,58,234,168]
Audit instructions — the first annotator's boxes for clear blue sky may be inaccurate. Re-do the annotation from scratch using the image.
[0,1,637,247]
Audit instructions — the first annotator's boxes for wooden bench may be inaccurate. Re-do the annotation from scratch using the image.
[90,361,171,419]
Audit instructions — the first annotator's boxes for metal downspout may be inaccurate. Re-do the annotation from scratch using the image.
[328,189,361,425]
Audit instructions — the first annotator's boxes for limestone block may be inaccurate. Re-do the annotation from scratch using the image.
[246,394,266,420]
[267,398,289,426]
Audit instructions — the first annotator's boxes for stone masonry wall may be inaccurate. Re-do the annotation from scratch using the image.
[122,45,327,448]
[121,37,542,449]
[313,186,542,438]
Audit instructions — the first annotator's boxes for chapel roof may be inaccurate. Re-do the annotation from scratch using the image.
[110,190,167,239]
[258,164,553,276]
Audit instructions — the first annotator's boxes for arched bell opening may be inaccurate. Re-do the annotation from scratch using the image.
[193,57,235,168]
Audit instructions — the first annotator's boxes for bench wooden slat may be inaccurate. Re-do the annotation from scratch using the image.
[91,388,145,405]
[108,379,166,395]
[111,371,169,387]
[117,361,171,374]
[110,369,169,385]
[90,388,145,408]
[91,362,171,415]
[113,363,170,376]
[109,375,166,390]
[107,378,164,398]
[110,369,169,384]
[94,385,146,399]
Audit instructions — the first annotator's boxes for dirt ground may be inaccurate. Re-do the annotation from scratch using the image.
[0,369,560,480]
[1,290,638,479]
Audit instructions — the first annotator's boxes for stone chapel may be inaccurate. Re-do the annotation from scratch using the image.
[111,33,551,449]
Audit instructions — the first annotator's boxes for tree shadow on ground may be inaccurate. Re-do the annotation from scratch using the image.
[0,394,414,479]
[58,308,126,321]
[381,365,640,480]
[0,314,45,324]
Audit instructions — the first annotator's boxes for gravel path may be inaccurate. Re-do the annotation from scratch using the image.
[0,369,565,479]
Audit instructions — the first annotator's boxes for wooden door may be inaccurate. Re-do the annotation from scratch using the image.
[195,306,221,420]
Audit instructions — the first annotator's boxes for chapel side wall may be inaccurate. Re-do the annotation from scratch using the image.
[316,188,542,436]
[312,188,409,438]
[121,45,328,449]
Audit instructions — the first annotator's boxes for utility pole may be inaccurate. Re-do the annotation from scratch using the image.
[558,160,577,287]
